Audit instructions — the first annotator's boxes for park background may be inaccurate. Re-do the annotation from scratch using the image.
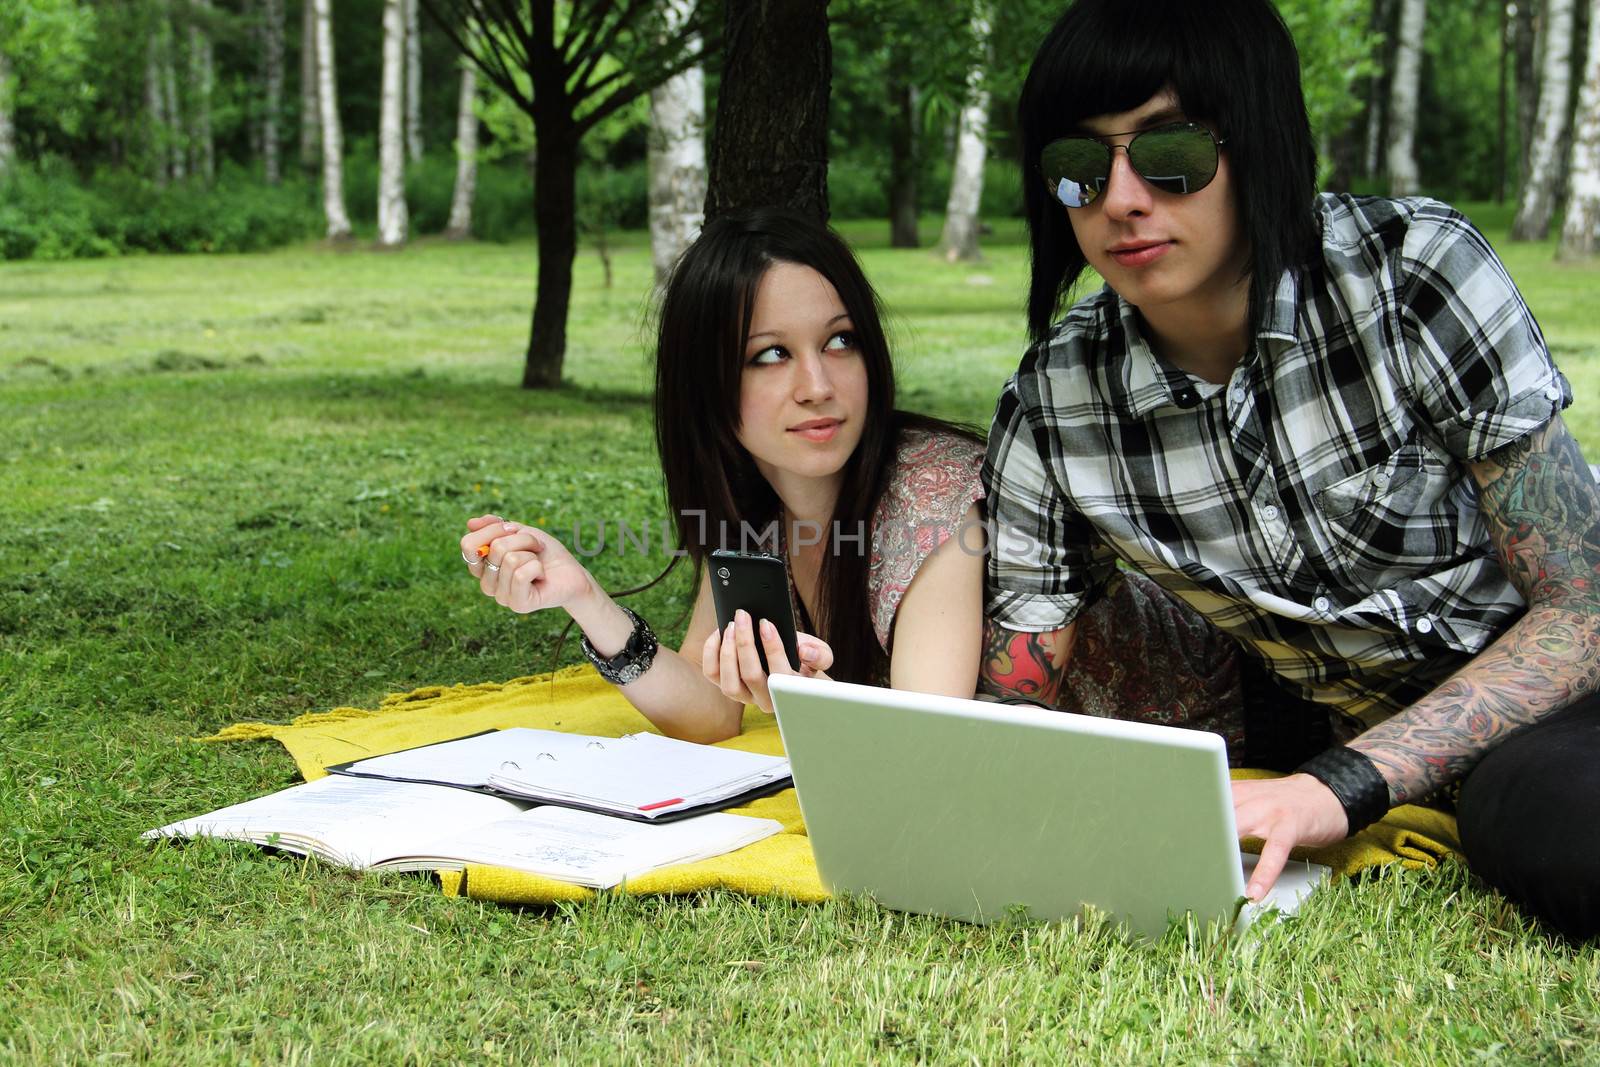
[3,0,1600,1062]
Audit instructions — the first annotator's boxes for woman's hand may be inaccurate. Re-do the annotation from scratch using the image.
[700,610,834,714]
[459,514,592,614]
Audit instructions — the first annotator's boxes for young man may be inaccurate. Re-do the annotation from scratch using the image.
[981,0,1600,940]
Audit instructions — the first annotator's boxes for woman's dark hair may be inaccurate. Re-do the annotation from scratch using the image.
[1018,0,1321,343]
[652,207,977,684]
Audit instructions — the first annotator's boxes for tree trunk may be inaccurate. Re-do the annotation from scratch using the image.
[888,61,918,248]
[525,117,579,389]
[263,0,285,184]
[146,31,168,184]
[190,0,216,184]
[1513,0,1576,239]
[0,52,16,176]
[314,0,352,239]
[300,0,320,173]
[378,0,409,246]
[157,3,186,182]
[1516,0,1539,186]
[647,0,706,287]
[404,0,423,161]
[704,0,830,222]
[1362,0,1393,179]
[1385,0,1425,195]
[1557,0,1600,260]
[939,3,992,263]
[445,58,478,239]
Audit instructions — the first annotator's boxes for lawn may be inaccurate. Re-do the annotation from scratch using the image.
[2,208,1598,1064]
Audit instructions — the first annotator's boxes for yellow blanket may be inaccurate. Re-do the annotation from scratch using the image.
[205,665,1460,905]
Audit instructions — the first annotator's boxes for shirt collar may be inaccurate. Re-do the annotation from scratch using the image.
[1110,269,1302,418]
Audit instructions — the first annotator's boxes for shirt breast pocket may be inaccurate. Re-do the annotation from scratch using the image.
[1312,443,1461,591]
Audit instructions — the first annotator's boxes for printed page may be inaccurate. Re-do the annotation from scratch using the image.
[381,808,783,887]
[144,775,526,868]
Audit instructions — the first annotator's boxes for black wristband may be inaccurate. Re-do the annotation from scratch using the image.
[580,606,658,686]
[1295,746,1391,835]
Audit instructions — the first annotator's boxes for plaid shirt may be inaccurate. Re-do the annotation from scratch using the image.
[983,194,1572,733]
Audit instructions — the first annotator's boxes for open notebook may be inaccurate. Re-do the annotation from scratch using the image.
[327,727,792,822]
[144,775,782,888]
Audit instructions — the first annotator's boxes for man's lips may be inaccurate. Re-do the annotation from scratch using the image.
[1108,240,1173,268]
[789,418,842,441]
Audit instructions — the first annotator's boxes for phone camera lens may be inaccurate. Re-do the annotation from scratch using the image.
[717,566,730,579]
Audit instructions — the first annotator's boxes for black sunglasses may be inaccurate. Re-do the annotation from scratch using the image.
[1039,122,1227,209]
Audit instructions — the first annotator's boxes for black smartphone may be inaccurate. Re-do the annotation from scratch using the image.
[709,549,801,675]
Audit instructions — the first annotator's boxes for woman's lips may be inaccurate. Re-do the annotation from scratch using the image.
[790,419,841,442]
[1108,241,1173,268]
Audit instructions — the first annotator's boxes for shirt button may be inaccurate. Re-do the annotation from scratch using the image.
[1261,504,1280,521]
[1231,387,1246,403]
[1545,384,1562,401]
[1314,595,1331,612]
[1415,616,1434,634]
[1371,470,1391,489]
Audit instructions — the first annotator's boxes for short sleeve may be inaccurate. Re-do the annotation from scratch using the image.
[1397,203,1571,461]
[867,429,986,653]
[981,375,1116,633]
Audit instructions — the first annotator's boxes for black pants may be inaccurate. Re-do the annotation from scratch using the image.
[1241,662,1600,942]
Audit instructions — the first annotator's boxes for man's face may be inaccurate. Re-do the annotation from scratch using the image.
[1063,90,1250,320]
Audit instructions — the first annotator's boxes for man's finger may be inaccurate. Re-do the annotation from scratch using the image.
[1248,830,1294,902]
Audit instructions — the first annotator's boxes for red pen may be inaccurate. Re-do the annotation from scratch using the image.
[638,798,684,811]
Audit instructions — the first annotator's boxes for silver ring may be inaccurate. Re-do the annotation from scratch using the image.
[462,552,480,566]
[485,561,501,573]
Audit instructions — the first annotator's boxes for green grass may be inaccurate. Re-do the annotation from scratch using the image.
[3,210,1599,1063]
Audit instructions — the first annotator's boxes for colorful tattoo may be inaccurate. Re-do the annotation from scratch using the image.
[1351,417,1600,802]
[977,620,1072,704]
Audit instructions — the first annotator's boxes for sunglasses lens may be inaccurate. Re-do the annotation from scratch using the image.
[1040,138,1109,208]
[1128,125,1218,196]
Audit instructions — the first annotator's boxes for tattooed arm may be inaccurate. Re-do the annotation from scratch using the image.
[976,620,1078,703]
[1348,414,1600,802]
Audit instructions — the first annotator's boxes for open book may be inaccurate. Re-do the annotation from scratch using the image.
[327,728,792,821]
[144,775,782,888]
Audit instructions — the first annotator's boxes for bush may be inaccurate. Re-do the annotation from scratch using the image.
[0,159,322,261]
[829,152,1025,222]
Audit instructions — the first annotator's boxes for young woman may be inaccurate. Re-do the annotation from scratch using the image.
[459,208,987,743]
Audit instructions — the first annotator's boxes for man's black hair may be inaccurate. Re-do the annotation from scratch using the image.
[1018,0,1321,343]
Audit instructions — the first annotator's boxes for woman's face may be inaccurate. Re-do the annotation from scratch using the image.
[735,261,870,499]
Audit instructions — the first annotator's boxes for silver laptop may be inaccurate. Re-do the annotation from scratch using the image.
[768,674,1327,938]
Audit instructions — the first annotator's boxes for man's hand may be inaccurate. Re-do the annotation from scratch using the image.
[1231,774,1350,900]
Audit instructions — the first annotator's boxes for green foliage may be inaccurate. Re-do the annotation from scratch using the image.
[1275,0,1378,159]
[0,0,97,138]
[0,159,321,260]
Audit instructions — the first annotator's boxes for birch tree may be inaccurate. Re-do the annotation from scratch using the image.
[378,0,408,245]
[300,0,319,171]
[1558,0,1600,259]
[647,0,706,287]
[1385,0,1425,195]
[314,0,352,239]
[938,2,992,263]
[161,7,185,181]
[262,0,284,184]
[0,51,14,176]
[1513,0,1576,239]
[445,55,477,238]
[190,0,216,184]
[404,0,423,160]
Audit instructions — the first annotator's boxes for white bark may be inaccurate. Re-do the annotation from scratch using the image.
[377,0,408,246]
[1,51,17,175]
[145,33,167,183]
[314,0,352,239]
[404,0,423,161]
[646,0,705,287]
[300,0,319,171]
[162,9,185,181]
[1385,0,1425,195]
[939,3,992,263]
[263,0,284,184]
[1557,0,1600,259]
[1513,0,1576,239]
[190,0,215,184]
[445,58,478,238]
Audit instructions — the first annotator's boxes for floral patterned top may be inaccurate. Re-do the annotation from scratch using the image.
[867,428,986,654]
